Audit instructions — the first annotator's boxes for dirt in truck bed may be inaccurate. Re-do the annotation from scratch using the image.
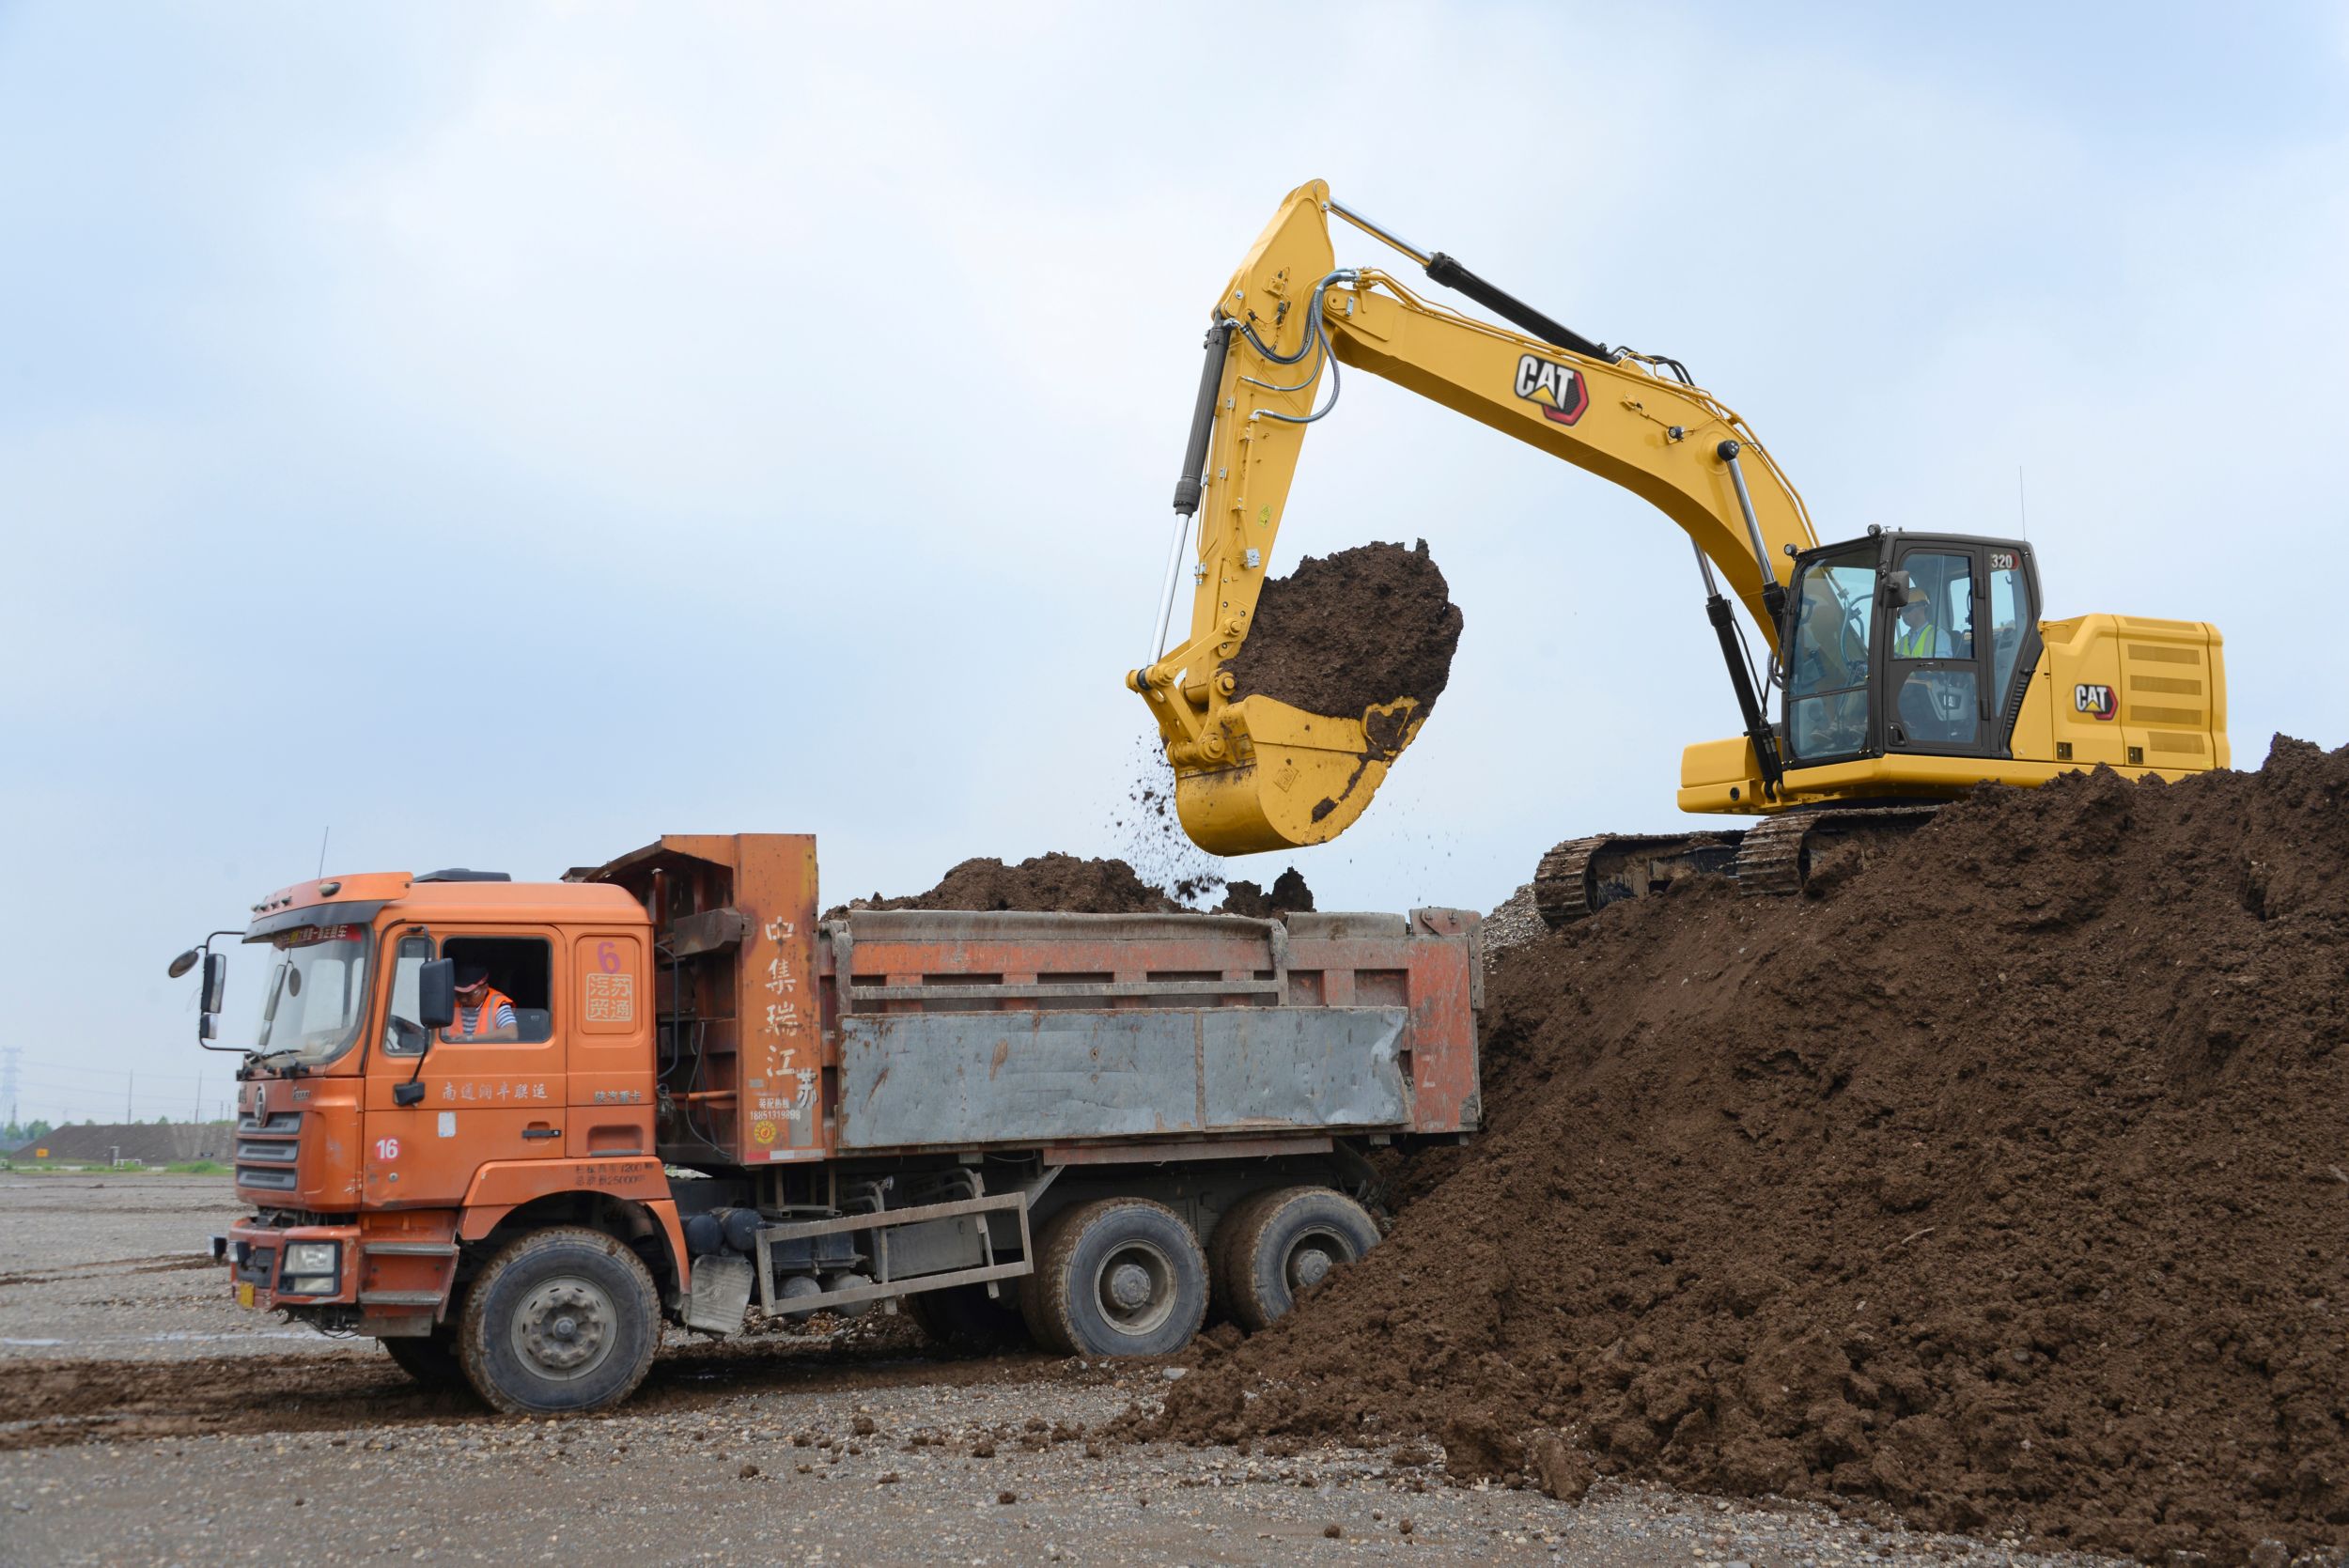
[832,851,1315,920]
[1153,737,2349,1566]
[830,852,1189,917]
[1222,539,1464,723]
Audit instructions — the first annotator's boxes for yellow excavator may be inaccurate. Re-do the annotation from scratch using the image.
[1127,179,2229,923]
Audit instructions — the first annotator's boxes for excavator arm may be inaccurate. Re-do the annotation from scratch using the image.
[1129,179,1822,855]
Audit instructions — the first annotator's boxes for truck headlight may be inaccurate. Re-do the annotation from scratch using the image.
[280,1277,337,1296]
[283,1242,340,1278]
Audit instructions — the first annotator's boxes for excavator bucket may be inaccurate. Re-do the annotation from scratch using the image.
[1166,694,1427,856]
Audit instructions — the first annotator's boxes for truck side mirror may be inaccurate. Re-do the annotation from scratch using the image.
[200,953,228,1016]
[167,948,201,980]
[418,958,458,1032]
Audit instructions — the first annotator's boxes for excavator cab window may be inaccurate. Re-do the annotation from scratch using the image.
[1784,544,1877,764]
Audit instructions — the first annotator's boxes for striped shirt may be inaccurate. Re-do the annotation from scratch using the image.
[454,1000,518,1036]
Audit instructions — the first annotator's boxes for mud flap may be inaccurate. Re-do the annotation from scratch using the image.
[682,1253,754,1334]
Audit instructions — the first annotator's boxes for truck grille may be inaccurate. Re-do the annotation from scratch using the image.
[236,1110,301,1191]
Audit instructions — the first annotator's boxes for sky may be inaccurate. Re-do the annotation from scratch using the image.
[4,1,2345,1126]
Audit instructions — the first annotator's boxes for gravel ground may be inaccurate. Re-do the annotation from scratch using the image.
[0,1167,2136,1566]
[0,1174,333,1361]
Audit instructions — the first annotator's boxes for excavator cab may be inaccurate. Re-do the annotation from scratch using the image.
[1778,531,2041,771]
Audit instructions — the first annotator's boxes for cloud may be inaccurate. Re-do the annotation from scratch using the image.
[2,1,2343,1096]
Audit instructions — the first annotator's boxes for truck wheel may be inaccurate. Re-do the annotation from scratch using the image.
[907,1282,1030,1352]
[457,1227,660,1416]
[381,1329,468,1391]
[1027,1198,1207,1358]
[1207,1189,1280,1322]
[1217,1186,1379,1333]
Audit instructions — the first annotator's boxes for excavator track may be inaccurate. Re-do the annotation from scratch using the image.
[1733,804,1944,898]
[1533,832,1747,929]
[1533,806,1946,927]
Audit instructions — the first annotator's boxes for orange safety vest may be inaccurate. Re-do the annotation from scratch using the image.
[449,986,515,1038]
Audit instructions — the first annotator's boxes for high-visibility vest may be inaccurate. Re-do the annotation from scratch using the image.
[450,986,515,1038]
[1895,620,1937,658]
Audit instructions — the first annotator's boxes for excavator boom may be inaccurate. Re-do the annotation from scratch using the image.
[1131,179,1814,855]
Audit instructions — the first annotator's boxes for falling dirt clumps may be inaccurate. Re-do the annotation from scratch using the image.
[1223,540,1464,723]
[1216,868,1315,920]
[832,853,1185,917]
[1154,737,2349,1565]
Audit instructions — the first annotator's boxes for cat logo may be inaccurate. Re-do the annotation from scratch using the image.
[2075,684,2117,721]
[1514,353,1589,426]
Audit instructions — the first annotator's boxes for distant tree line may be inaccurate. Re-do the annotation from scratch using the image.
[4,1117,235,1141]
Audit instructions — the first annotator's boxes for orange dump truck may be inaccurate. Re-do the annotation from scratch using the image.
[171,834,1481,1414]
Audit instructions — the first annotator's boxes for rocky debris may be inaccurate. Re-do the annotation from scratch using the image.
[1155,739,2349,1566]
[1479,882,1546,959]
[1224,540,1463,723]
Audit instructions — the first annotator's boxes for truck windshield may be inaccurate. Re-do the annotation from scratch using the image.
[1784,544,1876,763]
[251,923,375,1066]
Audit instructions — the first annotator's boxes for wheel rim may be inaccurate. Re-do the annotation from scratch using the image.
[510,1273,619,1381]
[1092,1239,1177,1338]
[1282,1223,1356,1296]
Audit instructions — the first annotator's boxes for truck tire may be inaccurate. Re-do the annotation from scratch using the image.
[457,1227,660,1416]
[1216,1186,1379,1333]
[907,1281,1029,1352]
[381,1329,468,1391]
[1207,1188,1281,1322]
[1025,1198,1207,1358]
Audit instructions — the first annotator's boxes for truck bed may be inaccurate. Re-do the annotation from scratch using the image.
[583,835,1481,1170]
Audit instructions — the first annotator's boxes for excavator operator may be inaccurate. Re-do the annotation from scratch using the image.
[1893,588,1944,659]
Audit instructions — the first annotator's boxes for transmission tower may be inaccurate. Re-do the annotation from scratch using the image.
[1,1047,19,1131]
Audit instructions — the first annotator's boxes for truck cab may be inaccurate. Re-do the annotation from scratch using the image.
[219,871,683,1363]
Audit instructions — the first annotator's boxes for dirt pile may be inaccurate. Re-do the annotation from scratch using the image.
[1216,868,1315,920]
[832,854,1187,917]
[1224,540,1463,724]
[1155,739,2349,1564]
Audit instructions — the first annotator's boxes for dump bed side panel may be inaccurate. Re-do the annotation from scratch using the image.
[836,1005,1409,1150]
[829,907,1481,1150]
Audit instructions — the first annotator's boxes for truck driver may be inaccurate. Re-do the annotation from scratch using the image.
[448,964,519,1041]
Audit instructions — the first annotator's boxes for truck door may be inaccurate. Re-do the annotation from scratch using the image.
[1884,545,1991,758]
[366,928,568,1208]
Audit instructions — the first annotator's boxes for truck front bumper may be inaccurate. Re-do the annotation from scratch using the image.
[223,1218,360,1311]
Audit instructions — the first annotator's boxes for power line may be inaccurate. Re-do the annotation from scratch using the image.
[13,1057,205,1086]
